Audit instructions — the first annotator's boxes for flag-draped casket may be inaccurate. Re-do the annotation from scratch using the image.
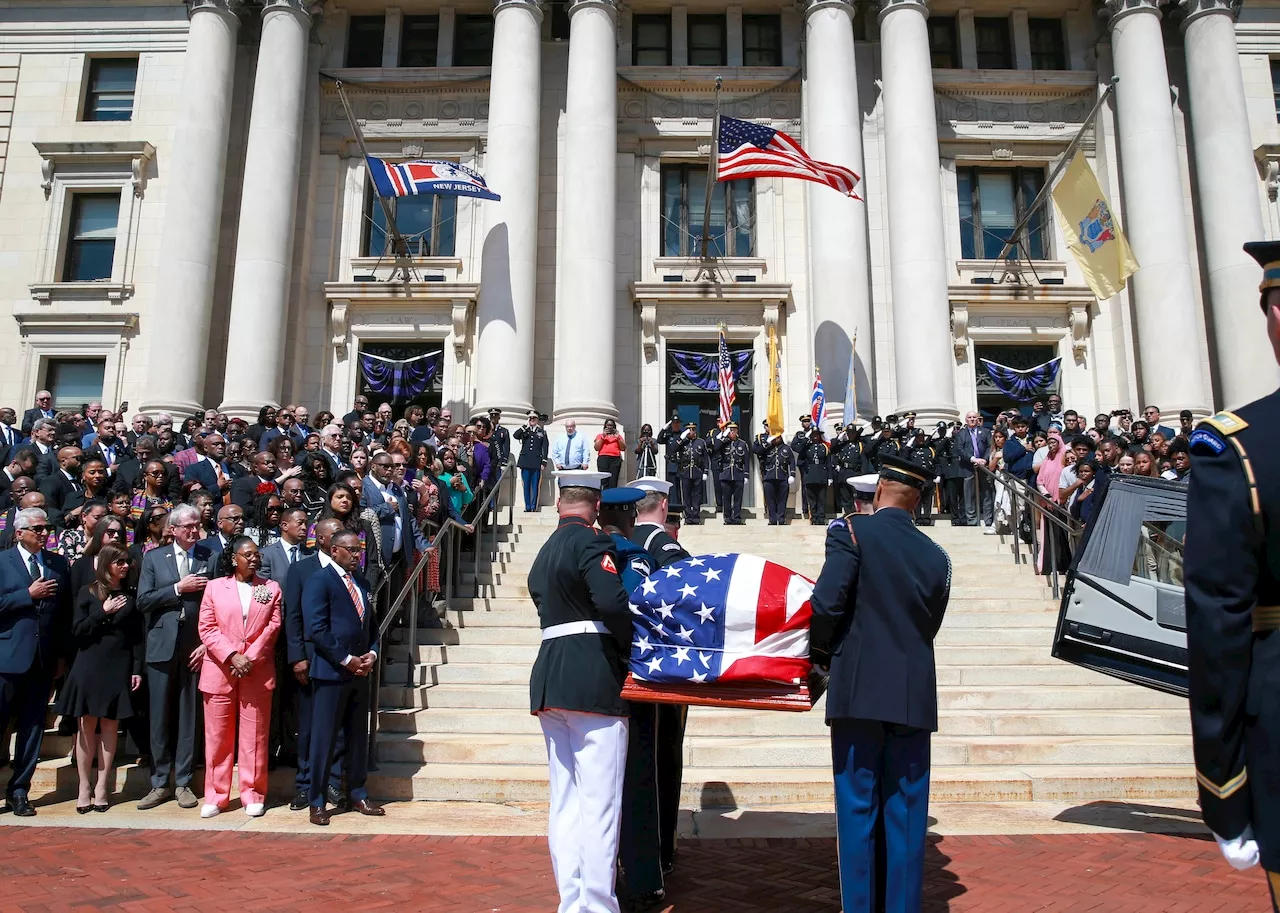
[620,554,822,711]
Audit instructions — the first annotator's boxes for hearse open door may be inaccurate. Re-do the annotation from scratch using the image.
[1052,475,1189,696]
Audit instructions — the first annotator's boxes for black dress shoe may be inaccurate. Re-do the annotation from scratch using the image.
[629,889,667,912]
[9,795,35,817]
[326,785,347,809]
[289,790,309,811]
[309,806,331,826]
[350,798,385,816]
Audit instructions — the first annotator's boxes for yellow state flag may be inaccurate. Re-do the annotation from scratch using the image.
[1051,151,1139,301]
[767,325,784,437]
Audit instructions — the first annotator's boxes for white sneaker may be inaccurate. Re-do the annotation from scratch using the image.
[200,804,221,819]
[244,803,265,818]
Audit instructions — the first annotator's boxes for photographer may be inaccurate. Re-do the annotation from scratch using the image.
[633,424,658,479]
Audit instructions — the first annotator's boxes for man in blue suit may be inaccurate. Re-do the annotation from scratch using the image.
[361,451,428,594]
[809,454,952,913]
[0,507,71,816]
[181,432,232,507]
[302,529,383,825]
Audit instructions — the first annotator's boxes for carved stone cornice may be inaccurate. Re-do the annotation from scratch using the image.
[1178,0,1240,28]
[1255,144,1280,202]
[877,0,928,23]
[1101,0,1162,28]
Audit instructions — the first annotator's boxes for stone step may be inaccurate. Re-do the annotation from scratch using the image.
[459,581,1054,601]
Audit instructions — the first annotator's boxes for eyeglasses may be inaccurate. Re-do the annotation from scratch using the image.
[335,543,365,554]
[23,525,50,533]
[110,559,131,568]
[171,521,200,530]
[102,528,124,538]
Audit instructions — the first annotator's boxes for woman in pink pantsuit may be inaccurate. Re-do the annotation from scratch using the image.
[197,536,282,818]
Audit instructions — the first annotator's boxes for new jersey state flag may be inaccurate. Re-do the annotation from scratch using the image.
[1051,151,1138,301]
[628,554,813,685]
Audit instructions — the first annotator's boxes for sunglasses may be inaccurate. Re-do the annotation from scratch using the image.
[24,525,50,533]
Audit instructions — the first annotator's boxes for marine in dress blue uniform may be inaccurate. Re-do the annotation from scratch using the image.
[809,454,952,913]
[1186,240,1280,906]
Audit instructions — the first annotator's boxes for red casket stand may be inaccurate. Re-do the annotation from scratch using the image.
[620,674,823,712]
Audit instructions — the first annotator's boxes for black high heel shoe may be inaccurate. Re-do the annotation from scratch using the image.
[91,803,108,813]
[75,804,91,815]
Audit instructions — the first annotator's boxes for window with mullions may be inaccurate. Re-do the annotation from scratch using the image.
[661,165,754,258]
[743,15,782,67]
[364,186,457,258]
[633,14,671,65]
[347,16,386,67]
[454,15,494,66]
[63,193,120,281]
[688,15,727,67]
[957,167,1048,260]
[927,16,959,69]
[83,59,137,122]
[974,17,1013,69]
[1028,18,1067,70]
[401,15,439,67]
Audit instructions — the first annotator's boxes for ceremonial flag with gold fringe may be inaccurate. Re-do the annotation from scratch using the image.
[767,326,784,437]
[1051,151,1138,300]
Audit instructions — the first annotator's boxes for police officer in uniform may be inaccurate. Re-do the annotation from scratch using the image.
[714,423,750,525]
[830,423,866,516]
[791,415,814,518]
[675,424,710,525]
[810,453,952,913]
[754,425,795,525]
[801,427,833,525]
[903,428,938,526]
[655,415,684,513]
[625,477,692,881]
[866,420,901,470]
[528,470,633,913]
[705,425,725,515]
[1186,240,1280,906]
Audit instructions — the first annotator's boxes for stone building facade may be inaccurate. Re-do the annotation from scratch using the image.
[3,0,1280,442]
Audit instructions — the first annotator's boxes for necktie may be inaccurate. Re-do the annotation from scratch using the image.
[27,554,40,582]
[343,574,364,620]
[288,545,297,565]
[179,550,190,578]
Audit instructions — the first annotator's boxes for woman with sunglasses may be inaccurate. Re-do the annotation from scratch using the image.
[267,435,297,474]
[245,492,283,548]
[130,505,171,566]
[57,543,143,813]
[70,513,127,596]
[130,461,173,530]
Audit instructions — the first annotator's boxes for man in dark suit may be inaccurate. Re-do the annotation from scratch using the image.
[361,451,428,591]
[0,408,20,466]
[283,517,345,811]
[111,435,155,496]
[0,449,38,511]
[84,417,126,479]
[19,390,54,437]
[810,454,951,913]
[28,419,58,482]
[38,446,84,530]
[951,410,992,527]
[199,504,245,562]
[258,506,312,774]
[0,506,71,816]
[230,451,278,509]
[135,503,213,810]
[182,432,232,507]
[302,529,383,824]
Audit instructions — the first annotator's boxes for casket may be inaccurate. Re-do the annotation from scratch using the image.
[620,672,827,712]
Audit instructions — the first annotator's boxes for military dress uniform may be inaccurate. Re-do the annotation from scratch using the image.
[714,430,751,525]
[655,423,684,512]
[529,472,634,913]
[705,428,725,514]
[810,454,952,913]
[754,432,795,525]
[1186,240,1280,906]
[802,437,833,524]
[903,435,938,525]
[675,433,710,524]
[831,430,866,516]
[791,419,813,518]
[513,416,549,512]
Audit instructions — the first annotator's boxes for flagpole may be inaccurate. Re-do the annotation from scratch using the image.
[696,76,724,278]
[332,78,416,282]
[990,78,1118,269]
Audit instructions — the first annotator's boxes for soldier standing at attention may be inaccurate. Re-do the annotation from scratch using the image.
[791,414,814,519]
[830,423,866,517]
[714,423,750,525]
[904,428,939,526]
[1187,240,1280,906]
[655,414,684,514]
[802,426,833,525]
[754,423,796,525]
[810,453,951,913]
[528,470,633,913]
[675,423,709,525]
[705,424,725,516]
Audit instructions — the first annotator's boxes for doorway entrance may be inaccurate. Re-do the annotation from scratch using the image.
[666,341,754,507]
[356,343,444,420]
[974,343,1060,424]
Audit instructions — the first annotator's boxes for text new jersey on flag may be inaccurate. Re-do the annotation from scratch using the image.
[716,115,861,199]
[629,554,814,685]
[367,157,501,202]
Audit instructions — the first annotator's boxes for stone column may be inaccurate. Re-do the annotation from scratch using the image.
[1105,0,1210,414]
[139,0,240,415]
[473,0,543,418]
[554,0,620,425]
[1180,0,1276,408]
[219,0,312,418]
[878,0,957,422]
[805,0,873,421]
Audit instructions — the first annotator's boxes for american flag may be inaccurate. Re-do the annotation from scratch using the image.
[811,370,828,431]
[629,554,814,685]
[717,325,736,428]
[716,115,861,199]
[367,156,501,201]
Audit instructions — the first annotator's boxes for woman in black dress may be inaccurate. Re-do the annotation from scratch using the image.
[70,515,128,597]
[57,543,143,813]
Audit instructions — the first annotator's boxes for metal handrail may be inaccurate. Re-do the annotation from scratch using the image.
[366,464,515,763]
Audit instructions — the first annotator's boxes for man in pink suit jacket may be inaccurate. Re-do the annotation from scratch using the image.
[198,545,282,818]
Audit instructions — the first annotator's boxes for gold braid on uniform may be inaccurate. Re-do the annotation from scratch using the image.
[1197,767,1248,800]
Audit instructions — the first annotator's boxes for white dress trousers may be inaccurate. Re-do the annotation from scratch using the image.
[539,708,629,913]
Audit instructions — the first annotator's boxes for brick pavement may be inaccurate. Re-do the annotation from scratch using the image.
[0,827,1269,912]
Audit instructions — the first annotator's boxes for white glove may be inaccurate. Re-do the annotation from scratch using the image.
[827,480,832,486]
[788,476,794,485]
[702,473,708,481]
[1214,828,1259,870]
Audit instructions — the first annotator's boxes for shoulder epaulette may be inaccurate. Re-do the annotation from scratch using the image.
[1201,411,1248,436]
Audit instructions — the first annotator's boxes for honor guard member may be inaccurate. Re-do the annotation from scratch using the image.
[1186,239,1280,906]
[625,477,692,879]
[903,428,939,526]
[513,410,549,513]
[801,427,834,525]
[675,424,710,525]
[487,407,511,467]
[714,423,750,525]
[866,421,900,470]
[810,453,951,913]
[791,415,814,519]
[705,425,725,515]
[597,486,666,911]
[655,415,685,513]
[528,470,633,913]
[831,424,867,516]
[754,425,796,526]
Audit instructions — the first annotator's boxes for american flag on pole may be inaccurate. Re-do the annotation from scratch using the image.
[367,156,501,201]
[629,554,814,685]
[717,325,736,427]
[716,115,861,199]
[811,370,828,431]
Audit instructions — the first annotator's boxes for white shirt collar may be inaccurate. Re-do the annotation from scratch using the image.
[317,551,332,567]
[16,543,41,565]
[172,542,191,560]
